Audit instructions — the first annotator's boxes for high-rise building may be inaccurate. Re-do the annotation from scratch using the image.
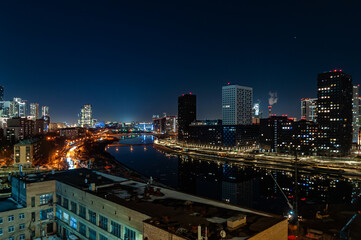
[352,85,360,143]
[222,84,253,125]
[152,115,177,134]
[29,103,39,120]
[0,86,4,101]
[78,104,93,127]
[41,106,49,118]
[301,98,317,122]
[178,94,196,140]
[9,98,27,118]
[317,70,353,156]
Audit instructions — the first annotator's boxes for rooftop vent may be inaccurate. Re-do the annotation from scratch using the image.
[227,215,247,230]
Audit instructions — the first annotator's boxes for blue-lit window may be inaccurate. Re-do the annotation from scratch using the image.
[70,217,77,230]
[99,215,108,230]
[124,227,136,240]
[40,208,53,220]
[89,228,96,240]
[111,221,121,237]
[40,193,53,205]
[0,228,2,235]
[56,208,62,220]
[88,210,96,224]
[79,222,86,236]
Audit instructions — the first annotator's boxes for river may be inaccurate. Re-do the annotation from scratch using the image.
[106,135,360,216]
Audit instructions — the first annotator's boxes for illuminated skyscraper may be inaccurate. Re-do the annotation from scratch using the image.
[301,98,317,122]
[78,104,93,127]
[41,106,49,118]
[317,70,353,156]
[0,86,4,101]
[222,84,253,125]
[29,103,39,120]
[9,98,27,118]
[352,85,361,143]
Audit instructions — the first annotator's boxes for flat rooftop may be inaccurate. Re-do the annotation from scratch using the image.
[0,198,24,212]
[19,169,285,239]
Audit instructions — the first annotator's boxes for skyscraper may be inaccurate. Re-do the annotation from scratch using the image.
[9,98,27,118]
[352,85,360,143]
[41,106,49,118]
[222,84,253,125]
[317,70,353,156]
[78,104,93,128]
[29,103,39,120]
[0,86,4,101]
[178,94,196,140]
[301,98,317,122]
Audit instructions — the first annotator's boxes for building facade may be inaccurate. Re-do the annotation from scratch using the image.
[300,98,317,122]
[222,85,253,125]
[352,85,360,143]
[13,139,41,166]
[317,70,353,156]
[152,115,177,134]
[29,103,39,120]
[178,94,196,141]
[78,104,93,128]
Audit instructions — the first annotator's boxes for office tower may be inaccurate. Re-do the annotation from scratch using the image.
[78,104,93,127]
[178,94,196,140]
[301,98,317,122]
[152,115,177,134]
[9,98,27,118]
[222,84,253,125]
[29,103,39,120]
[42,106,49,118]
[0,86,4,101]
[317,70,353,156]
[352,85,361,143]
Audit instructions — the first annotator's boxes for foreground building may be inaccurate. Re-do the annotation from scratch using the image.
[0,169,287,240]
[317,70,353,156]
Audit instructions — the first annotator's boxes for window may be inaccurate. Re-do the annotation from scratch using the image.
[40,193,53,205]
[89,228,96,240]
[19,224,25,230]
[79,205,86,219]
[31,212,35,221]
[8,215,14,222]
[88,210,96,224]
[63,212,69,224]
[0,228,2,235]
[99,234,108,240]
[19,234,25,240]
[19,213,25,220]
[111,221,121,238]
[8,226,14,233]
[0,217,2,224]
[70,217,77,230]
[124,227,136,240]
[62,198,69,209]
[8,237,14,240]
[56,208,62,220]
[99,215,108,230]
[31,197,35,207]
[71,201,77,214]
[79,222,86,236]
[40,208,53,220]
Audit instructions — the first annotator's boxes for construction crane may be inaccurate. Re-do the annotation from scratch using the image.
[339,195,361,239]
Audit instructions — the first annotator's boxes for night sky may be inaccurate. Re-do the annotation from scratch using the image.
[0,1,360,123]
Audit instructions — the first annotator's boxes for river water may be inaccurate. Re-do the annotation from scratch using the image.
[107,135,360,216]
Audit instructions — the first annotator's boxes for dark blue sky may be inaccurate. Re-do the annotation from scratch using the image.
[0,1,360,123]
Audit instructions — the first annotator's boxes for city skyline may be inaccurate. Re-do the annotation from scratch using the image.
[1,1,361,123]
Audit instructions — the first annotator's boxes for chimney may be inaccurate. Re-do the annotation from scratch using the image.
[268,106,272,117]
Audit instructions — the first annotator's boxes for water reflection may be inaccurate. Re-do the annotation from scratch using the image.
[108,135,360,215]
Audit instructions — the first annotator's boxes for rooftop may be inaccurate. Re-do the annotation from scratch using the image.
[0,197,24,212]
[15,138,40,146]
[18,168,285,239]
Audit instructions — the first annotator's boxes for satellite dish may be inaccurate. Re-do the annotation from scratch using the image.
[220,230,226,238]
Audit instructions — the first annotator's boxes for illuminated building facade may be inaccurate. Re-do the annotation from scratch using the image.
[178,94,196,141]
[291,120,318,155]
[13,139,41,166]
[317,70,353,156]
[222,84,253,125]
[0,86,4,101]
[152,115,177,134]
[10,98,27,118]
[301,98,317,122]
[352,85,361,143]
[78,104,93,128]
[29,103,39,120]
[188,120,223,146]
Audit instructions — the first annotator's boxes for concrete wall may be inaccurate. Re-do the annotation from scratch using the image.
[249,219,288,240]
